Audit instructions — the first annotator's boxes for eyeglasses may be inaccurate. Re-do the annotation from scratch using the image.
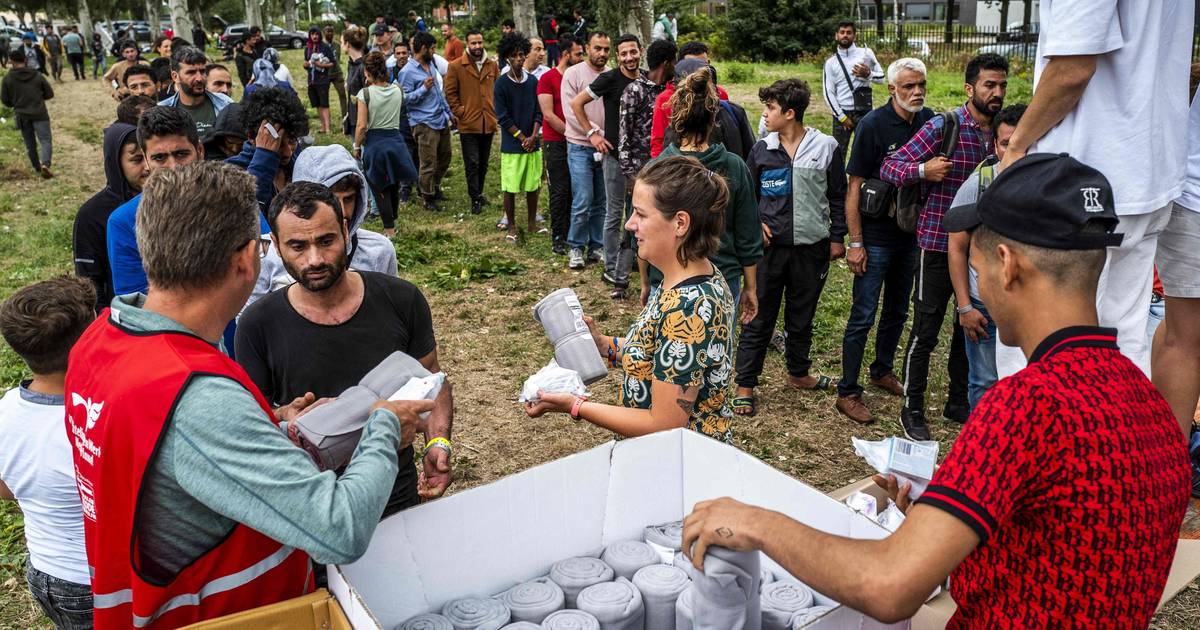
[244,237,272,258]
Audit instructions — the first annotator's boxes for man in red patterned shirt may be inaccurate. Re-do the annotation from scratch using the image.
[681,154,1190,628]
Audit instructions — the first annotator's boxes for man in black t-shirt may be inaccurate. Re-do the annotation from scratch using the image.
[835,58,933,425]
[569,33,643,295]
[235,182,455,516]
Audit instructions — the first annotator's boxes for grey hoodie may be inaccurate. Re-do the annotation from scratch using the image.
[246,144,398,311]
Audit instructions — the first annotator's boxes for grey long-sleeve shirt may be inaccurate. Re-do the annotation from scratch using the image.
[110,295,401,582]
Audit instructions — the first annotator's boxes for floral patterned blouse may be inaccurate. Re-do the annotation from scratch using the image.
[620,272,736,443]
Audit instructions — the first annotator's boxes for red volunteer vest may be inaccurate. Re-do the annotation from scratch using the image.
[64,312,313,629]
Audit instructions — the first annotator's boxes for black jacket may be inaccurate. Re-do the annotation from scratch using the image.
[0,66,54,120]
[73,123,140,312]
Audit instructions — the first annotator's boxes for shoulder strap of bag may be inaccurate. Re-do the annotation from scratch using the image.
[833,51,855,90]
[938,109,960,159]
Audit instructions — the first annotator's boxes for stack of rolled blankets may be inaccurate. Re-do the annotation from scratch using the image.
[395,521,836,630]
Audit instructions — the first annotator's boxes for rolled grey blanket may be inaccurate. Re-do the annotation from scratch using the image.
[601,540,659,580]
[396,613,454,630]
[359,349,432,396]
[495,577,565,623]
[542,610,602,630]
[673,586,694,630]
[633,564,689,630]
[642,521,683,551]
[441,597,512,630]
[550,557,615,608]
[575,577,645,630]
[759,580,815,630]
[681,546,761,630]
[499,624,542,630]
[787,605,833,628]
[759,568,775,592]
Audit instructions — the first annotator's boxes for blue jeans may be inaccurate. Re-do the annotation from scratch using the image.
[1147,296,1165,341]
[964,298,998,410]
[27,564,93,630]
[837,243,918,397]
[566,142,605,251]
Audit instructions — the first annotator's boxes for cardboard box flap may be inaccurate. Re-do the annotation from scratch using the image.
[603,430,685,544]
[1159,539,1200,609]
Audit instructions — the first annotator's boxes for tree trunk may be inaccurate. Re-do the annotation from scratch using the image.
[169,0,193,43]
[282,0,298,31]
[874,0,884,32]
[145,0,161,37]
[514,0,536,36]
[245,0,263,29]
[943,0,955,44]
[623,0,653,47]
[998,0,1010,30]
[78,0,93,41]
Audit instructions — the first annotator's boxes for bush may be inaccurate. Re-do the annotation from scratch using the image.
[722,62,757,84]
[726,0,848,62]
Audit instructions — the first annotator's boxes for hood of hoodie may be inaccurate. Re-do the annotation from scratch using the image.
[660,141,730,168]
[290,144,369,251]
[102,123,140,202]
[202,102,246,157]
[7,66,41,81]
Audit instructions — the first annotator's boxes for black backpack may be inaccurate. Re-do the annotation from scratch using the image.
[896,109,959,234]
[663,99,754,161]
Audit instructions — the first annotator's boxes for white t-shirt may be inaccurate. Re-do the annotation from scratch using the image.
[1031,0,1193,216]
[274,63,295,86]
[0,386,89,585]
[1174,89,1200,213]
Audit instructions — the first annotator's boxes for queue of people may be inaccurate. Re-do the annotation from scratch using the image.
[1,3,1199,628]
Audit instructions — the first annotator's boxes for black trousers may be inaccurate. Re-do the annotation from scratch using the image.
[67,53,85,79]
[460,132,494,203]
[544,140,572,244]
[400,129,419,195]
[372,183,400,229]
[831,110,868,156]
[900,249,969,411]
[736,241,830,388]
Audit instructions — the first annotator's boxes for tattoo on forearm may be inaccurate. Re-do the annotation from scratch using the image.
[716,527,733,538]
[676,398,694,415]
[676,386,698,416]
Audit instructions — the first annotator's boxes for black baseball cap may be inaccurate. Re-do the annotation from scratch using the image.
[373,24,388,36]
[943,153,1124,250]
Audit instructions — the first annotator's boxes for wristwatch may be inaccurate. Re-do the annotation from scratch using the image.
[586,127,601,138]
[848,242,864,249]
[955,304,975,315]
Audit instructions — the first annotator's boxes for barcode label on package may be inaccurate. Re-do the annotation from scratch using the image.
[886,437,937,480]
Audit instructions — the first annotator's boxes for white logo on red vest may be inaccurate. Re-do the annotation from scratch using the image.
[71,393,104,430]
[69,394,104,465]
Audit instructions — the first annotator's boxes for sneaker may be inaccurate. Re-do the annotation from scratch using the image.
[601,271,619,286]
[39,165,53,179]
[943,401,970,424]
[399,188,410,204]
[471,199,483,215]
[610,288,626,300]
[869,373,905,397]
[836,394,873,424]
[552,240,567,256]
[769,329,787,354]
[568,248,585,269]
[900,406,931,441]
[423,198,442,212]
[587,249,604,264]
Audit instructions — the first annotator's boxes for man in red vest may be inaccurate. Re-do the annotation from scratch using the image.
[64,161,429,629]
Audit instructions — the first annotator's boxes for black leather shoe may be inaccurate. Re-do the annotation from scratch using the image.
[900,406,931,441]
[943,402,970,424]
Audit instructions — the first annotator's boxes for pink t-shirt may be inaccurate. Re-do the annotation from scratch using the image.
[560,61,605,146]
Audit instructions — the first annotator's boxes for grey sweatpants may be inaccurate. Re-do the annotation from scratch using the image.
[602,153,634,286]
[16,116,52,170]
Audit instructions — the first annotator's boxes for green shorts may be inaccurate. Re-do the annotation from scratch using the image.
[500,151,543,193]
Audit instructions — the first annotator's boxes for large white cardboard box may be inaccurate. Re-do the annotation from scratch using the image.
[328,428,909,629]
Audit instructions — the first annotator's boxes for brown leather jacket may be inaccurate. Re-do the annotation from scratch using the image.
[444,54,498,134]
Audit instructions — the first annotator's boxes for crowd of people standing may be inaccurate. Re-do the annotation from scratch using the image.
[1,2,1200,628]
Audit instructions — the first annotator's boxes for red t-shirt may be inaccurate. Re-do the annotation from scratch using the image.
[650,82,730,158]
[537,67,566,142]
[918,326,1189,629]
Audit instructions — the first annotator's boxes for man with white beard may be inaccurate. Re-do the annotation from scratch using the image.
[834,58,934,425]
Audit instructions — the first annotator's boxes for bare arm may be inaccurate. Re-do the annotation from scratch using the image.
[844,174,865,242]
[528,379,695,438]
[570,89,597,136]
[0,478,13,501]
[1000,55,1098,168]
[538,93,566,135]
[354,99,368,149]
[948,230,973,311]
[416,348,453,442]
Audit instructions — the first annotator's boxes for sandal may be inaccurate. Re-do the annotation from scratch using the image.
[787,375,833,391]
[731,396,757,417]
[504,233,519,244]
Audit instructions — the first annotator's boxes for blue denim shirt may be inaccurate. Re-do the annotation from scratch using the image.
[398,58,450,130]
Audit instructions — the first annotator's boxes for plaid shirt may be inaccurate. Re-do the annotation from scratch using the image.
[618,76,666,179]
[880,104,993,252]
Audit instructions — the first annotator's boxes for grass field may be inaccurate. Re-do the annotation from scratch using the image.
[0,50,1196,627]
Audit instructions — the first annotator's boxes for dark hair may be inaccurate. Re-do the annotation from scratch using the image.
[239,86,310,140]
[119,39,139,53]
[153,35,171,51]
[557,33,578,53]
[205,62,229,74]
[329,174,359,193]
[171,37,192,49]
[972,224,1107,291]
[268,181,345,234]
[676,40,708,60]
[965,52,1009,85]
[498,32,532,62]
[466,28,484,39]
[394,39,409,51]
[758,79,811,123]
[646,39,676,70]
[668,68,718,147]
[363,50,388,82]
[116,94,158,125]
[408,10,417,17]
[837,20,856,32]
[149,57,173,83]
[615,33,640,50]
[248,26,262,37]
[587,30,609,44]
[123,64,154,85]
[993,103,1026,130]
[412,31,436,53]
[0,277,96,374]
[9,49,25,64]
[170,46,207,72]
[343,27,366,51]
[137,106,200,150]
[635,156,728,265]
[501,19,516,28]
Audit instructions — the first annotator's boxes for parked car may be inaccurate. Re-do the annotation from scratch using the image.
[875,37,931,58]
[219,23,306,51]
[996,22,1039,44]
[977,41,1037,59]
[3,25,23,52]
[110,20,153,51]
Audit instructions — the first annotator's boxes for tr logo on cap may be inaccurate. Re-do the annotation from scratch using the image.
[1081,187,1104,213]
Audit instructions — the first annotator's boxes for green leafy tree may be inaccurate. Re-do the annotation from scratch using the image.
[727,0,848,61]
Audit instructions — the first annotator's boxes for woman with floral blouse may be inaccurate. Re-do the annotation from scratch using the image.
[525,156,737,442]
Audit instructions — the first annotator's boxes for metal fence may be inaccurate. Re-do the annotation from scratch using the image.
[855,23,1037,65]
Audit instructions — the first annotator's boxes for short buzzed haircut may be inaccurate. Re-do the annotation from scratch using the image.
[0,277,96,374]
[137,106,199,150]
[676,40,708,60]
[137,162,260,291]
[972,224,1108,292]
[267,181,345,234]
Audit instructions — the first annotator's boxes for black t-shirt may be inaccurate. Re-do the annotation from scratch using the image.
[845,99,934,248]
[234,270,437,513]
[588,68,641,147]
